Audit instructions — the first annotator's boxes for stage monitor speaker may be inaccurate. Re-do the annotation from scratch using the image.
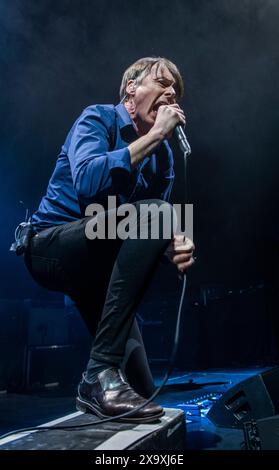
[244,414,279,450]
[24,344,76,390]
[207,367,279,428]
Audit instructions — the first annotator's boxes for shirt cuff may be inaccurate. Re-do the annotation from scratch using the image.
[107,147,131,173]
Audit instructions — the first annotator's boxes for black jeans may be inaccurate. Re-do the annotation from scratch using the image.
[24,199,174,394]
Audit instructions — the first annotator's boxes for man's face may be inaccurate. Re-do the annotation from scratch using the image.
[127,64,178,134]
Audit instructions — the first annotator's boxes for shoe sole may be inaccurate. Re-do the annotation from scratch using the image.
[76,396,164,423]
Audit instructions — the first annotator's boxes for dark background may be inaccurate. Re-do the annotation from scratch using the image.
[0,0,278,370]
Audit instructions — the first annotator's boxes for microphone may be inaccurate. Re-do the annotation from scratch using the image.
[175,125,191,156]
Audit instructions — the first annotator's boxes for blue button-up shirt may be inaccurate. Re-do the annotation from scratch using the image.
[31,103,175,232]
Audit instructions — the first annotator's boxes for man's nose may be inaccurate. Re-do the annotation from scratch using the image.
[164,85,176,102]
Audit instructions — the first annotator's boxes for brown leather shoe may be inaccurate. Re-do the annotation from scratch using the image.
[76,368,164,423]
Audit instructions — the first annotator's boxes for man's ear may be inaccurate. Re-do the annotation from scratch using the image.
[126,79,136,97]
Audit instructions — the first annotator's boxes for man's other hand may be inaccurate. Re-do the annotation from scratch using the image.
[164,234,195,273]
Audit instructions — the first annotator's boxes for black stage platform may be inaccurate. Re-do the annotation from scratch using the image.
[2,367,275,451]
[0,408,185,450]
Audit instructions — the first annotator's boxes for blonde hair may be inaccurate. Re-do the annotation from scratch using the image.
[119,57,184,102]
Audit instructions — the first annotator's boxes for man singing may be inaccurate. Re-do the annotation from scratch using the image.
[24,57,195,423]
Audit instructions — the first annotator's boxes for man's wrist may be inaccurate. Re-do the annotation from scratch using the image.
[148,127,166,144]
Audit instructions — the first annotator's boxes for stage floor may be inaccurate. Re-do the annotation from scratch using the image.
[0,366,271,450]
